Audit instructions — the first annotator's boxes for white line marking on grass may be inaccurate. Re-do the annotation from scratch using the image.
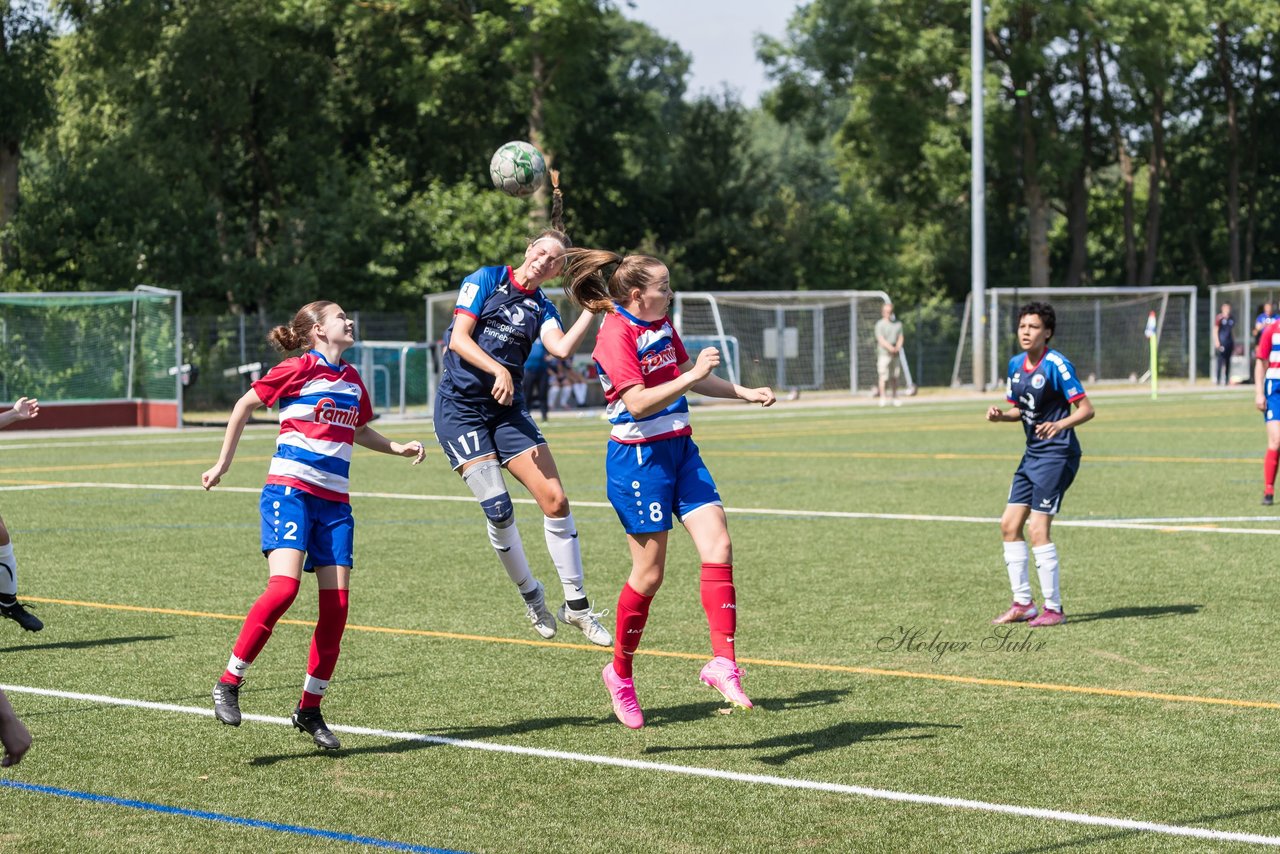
[5,684,1278,847]
[1,481,1276,536]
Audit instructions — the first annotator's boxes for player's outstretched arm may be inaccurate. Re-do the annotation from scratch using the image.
[986,405,1022,423]
[353,425,425,464]
[0,397,39,430]
[202,389,265,489]
[543,309,595,360]
[690,373,775,407]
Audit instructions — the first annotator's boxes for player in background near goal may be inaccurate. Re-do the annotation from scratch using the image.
[1253,317,1280,506]
[563,249,775,729]
[432,175,611,647]
[0,397,42,631]
[202,301,425,749]
[986,302,1094,628]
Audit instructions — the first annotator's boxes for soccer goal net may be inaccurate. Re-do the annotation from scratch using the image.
[426,288,903,399]
[0,286,184,428]
[1207,280,1280,383]
[951,287,1197,389]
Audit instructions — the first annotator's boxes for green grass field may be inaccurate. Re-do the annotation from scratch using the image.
[1,388,1276,852]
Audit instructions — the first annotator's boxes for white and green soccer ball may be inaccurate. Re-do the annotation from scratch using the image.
[489,140,547,198]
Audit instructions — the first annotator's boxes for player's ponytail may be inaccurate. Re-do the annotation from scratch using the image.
[563,250,668,314]
[268,300,335,352]
[528,168,572,254]
[562,248,622,313]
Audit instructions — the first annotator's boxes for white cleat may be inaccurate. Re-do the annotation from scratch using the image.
[524,581,557,639]
[558,602,612,646]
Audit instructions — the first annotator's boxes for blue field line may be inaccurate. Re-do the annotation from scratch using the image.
[1,779,467,853]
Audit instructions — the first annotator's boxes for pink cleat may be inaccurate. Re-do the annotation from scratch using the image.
[699,656,753,710]
[992,600,1039,625]
[1027,608,1066,628]
[602,663,644,729]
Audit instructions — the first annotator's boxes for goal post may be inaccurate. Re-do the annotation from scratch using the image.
[425,288,906,400]
[951,287,1197,389]
[0,286,184,429]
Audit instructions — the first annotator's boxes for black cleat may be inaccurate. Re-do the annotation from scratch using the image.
[212,680,242,726]
[291,705,341,750]
[0,600,43,632]
[1264,494,1275,507]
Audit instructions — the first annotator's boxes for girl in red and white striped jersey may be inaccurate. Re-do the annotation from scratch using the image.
[201,301,424,749]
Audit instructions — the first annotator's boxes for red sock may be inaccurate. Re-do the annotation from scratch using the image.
[700,562,737,661]
[301,588,349,708]
[222,575,300,684]
[612,583,653,679]
[1266,449,1278,494]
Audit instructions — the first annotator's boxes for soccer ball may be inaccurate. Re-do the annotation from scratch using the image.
[489,141,547,197]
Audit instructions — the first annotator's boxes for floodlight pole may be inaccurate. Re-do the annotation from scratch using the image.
[971,0,987,390]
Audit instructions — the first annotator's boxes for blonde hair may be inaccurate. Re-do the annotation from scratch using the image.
[267,300,335,352]
[530,168,572,252]
[561,250,667,314]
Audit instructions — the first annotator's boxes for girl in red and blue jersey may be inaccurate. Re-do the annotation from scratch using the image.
[562,250,775,729]
[202,301,425,749]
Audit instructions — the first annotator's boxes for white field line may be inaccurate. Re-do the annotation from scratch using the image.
[4,684,1278,847]
[0,480,1274,537]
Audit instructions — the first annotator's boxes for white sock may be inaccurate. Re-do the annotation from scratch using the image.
[544,513,586,603]
[1032,543,1061,611]
[572,382,588,406]
[487,521,538,596]
[558,385,574,408]
[1002,541,1031,605]
[0,542,16,598]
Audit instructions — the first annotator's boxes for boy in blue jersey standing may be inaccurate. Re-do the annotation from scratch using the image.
[985,302,1095,628]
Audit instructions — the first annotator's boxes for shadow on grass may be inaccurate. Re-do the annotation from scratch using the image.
[636,687,856,729]
[642,719,960,765]
[0,634,173,655]
[998,802,1280,853]
[1065,604,1202,624]
[247,714,600,766]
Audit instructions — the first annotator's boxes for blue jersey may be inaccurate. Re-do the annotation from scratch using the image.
[1005,349,1086,457]
[439,265,562,401]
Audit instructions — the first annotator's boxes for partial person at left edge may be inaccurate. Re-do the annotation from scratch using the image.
[0,397,43,631]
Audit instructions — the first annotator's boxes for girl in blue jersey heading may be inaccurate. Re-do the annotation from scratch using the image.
[985,302,1095,628]
[432,178,610,647]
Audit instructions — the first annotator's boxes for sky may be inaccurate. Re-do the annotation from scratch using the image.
[620,0,799,106]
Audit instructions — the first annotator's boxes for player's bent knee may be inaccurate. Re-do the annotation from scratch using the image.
[464,459,515,527]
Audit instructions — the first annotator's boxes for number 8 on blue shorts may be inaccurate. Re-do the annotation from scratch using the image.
[606,436,722,534]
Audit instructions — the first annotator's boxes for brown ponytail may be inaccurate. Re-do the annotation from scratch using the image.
[267,300,334,352]
[562,250,667,314]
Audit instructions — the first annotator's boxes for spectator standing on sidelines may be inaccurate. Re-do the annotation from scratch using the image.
[522,338,551,422]
[874,302,904,407]
[1214,303,1236,386]
[0,397,43,632]
[1254,303,1277,346]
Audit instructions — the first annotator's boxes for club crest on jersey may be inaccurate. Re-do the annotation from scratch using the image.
[498,304,527,326]
[1031,374,1046,389]
[313,397,359,427]
[638,345,677,375]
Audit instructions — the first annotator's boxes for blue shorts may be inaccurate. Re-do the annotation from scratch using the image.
[434,393,544,469]
[1265,379,1280,421]
[1007,453,1079,516]
[259,483,355,570]
[607,436,722,534]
